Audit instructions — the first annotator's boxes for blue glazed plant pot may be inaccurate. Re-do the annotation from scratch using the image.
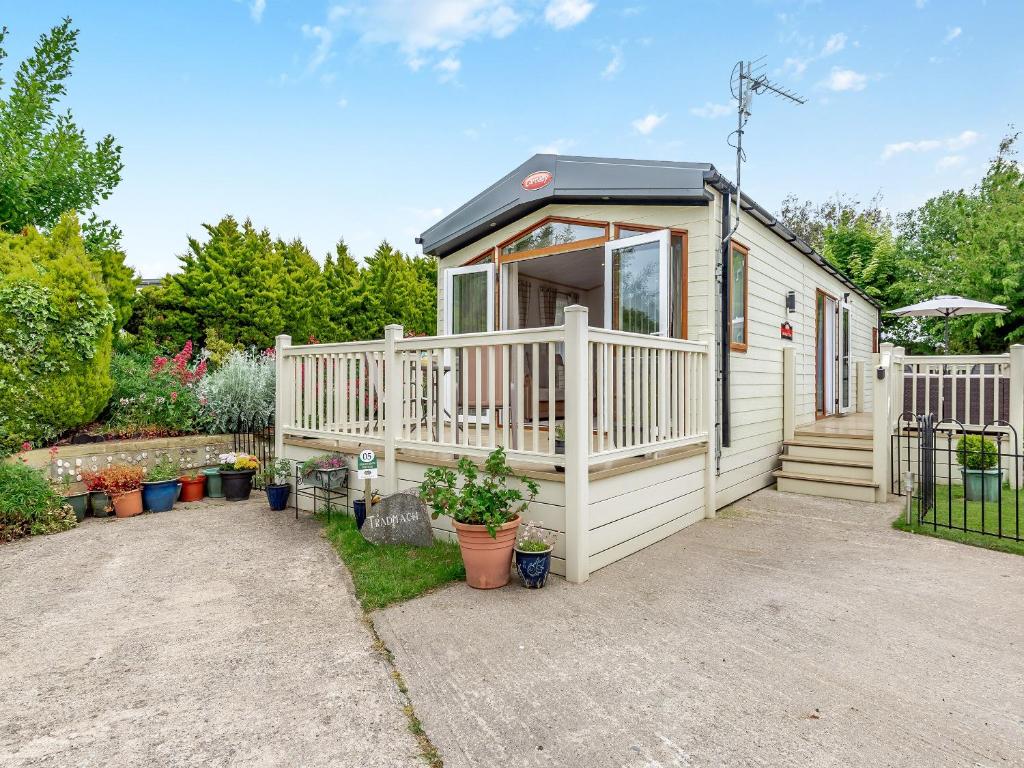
[142,480,179,512]
[266,483,291,511]
[353,499,367,529]
[514,547,553,589]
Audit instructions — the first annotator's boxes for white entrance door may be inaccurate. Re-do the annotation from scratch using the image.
[839,301,853,414]
[603,229,671,335]
[823,294,838,415]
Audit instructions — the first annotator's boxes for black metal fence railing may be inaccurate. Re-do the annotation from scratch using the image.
[891,414,1022,542]
[232,419,275,488]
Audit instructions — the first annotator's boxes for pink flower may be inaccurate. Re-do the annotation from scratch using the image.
[171,391,179,402]
[20,441,31,452]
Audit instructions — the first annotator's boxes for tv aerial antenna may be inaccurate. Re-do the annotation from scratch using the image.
[727,57,805,236]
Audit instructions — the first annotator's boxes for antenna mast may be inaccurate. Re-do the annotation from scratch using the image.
[727,57,805,237]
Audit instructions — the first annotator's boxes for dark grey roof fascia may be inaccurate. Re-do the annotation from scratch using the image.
[418,153,879,310]
[418,155,712,258]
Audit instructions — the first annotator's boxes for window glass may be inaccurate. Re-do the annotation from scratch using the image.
[611,240,660,334]
[618,228,685,338]
[451,271,488,334]
[501,220,605,256]
[730,245,747,346]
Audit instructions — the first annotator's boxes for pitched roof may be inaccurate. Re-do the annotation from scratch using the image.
[418,153,879,307]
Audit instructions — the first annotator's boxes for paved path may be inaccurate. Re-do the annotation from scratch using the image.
[0,499,421,768]
[376,490,1024,768]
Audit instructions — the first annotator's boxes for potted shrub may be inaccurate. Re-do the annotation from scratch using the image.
[203,466,224,498]
[219,452,260,501]
[956,434,1002,501]
[142,457,182,512]
[99,465,146,518]
[258,458,292,511]
[179,471,206,502]
[82,470,112,518]
[419,446,539,589]
[299,453,350,490]
[514,520,557,589]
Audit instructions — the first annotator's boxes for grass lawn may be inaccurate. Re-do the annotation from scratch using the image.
[893,483,1024,556]
[319,511,465,611]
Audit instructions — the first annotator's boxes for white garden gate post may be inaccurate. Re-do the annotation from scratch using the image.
[872,343,894,502]
[383,324,403,495]
[563,306,590,584]
[1008,344,1024,489]
[274,334,291,463]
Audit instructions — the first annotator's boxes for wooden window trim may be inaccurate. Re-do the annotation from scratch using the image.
[728,241,749,353]
[613,223,689,339]
[496,215,610,264]
[465,247,495,266]
[872,326,879,354]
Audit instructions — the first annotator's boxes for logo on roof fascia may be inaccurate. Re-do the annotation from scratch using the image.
[521,171,553,191]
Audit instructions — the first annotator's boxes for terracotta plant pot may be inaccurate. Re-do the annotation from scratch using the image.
[112,489,143,518]
[179,476,206,502]
[453,516,520,589]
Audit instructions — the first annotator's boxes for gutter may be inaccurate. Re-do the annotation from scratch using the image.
[719,191,732,451]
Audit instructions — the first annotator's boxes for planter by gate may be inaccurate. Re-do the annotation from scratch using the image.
[221,470,256,501]
[204,467,224,498]
[956,434,1000,502]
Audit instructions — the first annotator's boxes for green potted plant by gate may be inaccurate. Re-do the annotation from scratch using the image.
[514,520,557,589]
[142,457,182,512]
[299,453,350,490]
[419,446,539,589]
[219,452,260,501]
[258,458,292,511]
[956,434,1002,501]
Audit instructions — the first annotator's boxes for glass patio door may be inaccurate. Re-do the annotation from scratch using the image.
[839,302,853,414]
[816,291,838,416]
[603,229,671,335]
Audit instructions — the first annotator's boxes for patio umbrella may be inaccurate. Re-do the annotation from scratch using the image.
[887,295,1008,352]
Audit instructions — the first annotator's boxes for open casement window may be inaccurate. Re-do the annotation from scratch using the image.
[604,229,671,336]
[729,242,749,352]
[615,224,688,338]
[444,263,494,335]
[498,217,609,262]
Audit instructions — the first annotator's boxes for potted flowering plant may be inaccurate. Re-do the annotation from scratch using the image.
[219,452,260,501]
[257,458,292,511]
[81,470,112,517]
[179,470,206,503]
[419,447,538,589]
[142,457,182,512]
[514,520,557,588]
[97,465,146,517]
[299,453,349,490]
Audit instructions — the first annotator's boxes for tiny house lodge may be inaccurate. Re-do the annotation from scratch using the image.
[276,154,883,583]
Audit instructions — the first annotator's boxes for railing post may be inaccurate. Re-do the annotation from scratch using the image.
[563,306,590,584]
[383,324,403,495]
[700,330,717,519]
[1008,344,1024,489]
[855,361,866,413]
[274,334,291,462]
[872,343,894,502]
[782,346,795,443]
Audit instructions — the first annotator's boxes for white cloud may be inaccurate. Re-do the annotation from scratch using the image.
[544,0,595,29]
[881,129,980,160]
[822,67,868,92]
[944,26,962,43]
[782,56,808,77]
[249,0,266,22]
[337,97,349,108]
[689,102,731,119]
[936,155,966,170]
[915,0,927,8]
[602,45,623,79]
[302,24,334,71]
[434,54,461,82]
[820,32,846,57]
[533,138,576,154]
[631,112,665,135]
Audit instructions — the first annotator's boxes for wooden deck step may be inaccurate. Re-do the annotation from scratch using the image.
[783,439,873,463]
[780,455,873,482]
[773,470,879,503]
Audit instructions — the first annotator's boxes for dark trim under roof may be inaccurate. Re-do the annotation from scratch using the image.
[419,154,879,308]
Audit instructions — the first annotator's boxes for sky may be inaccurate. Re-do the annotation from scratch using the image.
[3,0,1022,277]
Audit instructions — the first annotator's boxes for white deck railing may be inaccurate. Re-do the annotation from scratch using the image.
[900,354,1012,428]
[274,305,711,471]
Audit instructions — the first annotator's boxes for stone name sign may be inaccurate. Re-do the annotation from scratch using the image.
[360,491,435,547]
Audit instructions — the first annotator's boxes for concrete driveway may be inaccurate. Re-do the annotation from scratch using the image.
[376,489,1024,768]
[0,499,421,768]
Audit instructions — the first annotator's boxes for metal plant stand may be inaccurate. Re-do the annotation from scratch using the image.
[293,466,350,521]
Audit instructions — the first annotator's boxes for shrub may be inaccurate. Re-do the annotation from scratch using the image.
[146,457,181,483]
[419,447,539,537]
[105,342,206,435]
[94,465,145,495]
[0,462,77,542]
[0,215,115,452]
[956,434,999,471]
[199,349,275,432]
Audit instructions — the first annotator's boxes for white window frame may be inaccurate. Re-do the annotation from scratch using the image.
[443,263,495,335]
[603,229,671,336]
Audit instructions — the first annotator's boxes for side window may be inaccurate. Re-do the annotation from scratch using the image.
[729,243,748,351]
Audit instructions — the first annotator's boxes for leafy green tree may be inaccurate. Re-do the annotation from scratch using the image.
[0,19,136,326]
[0,214,114,451]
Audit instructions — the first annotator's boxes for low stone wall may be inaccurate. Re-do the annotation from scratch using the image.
[14,434,235,483]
